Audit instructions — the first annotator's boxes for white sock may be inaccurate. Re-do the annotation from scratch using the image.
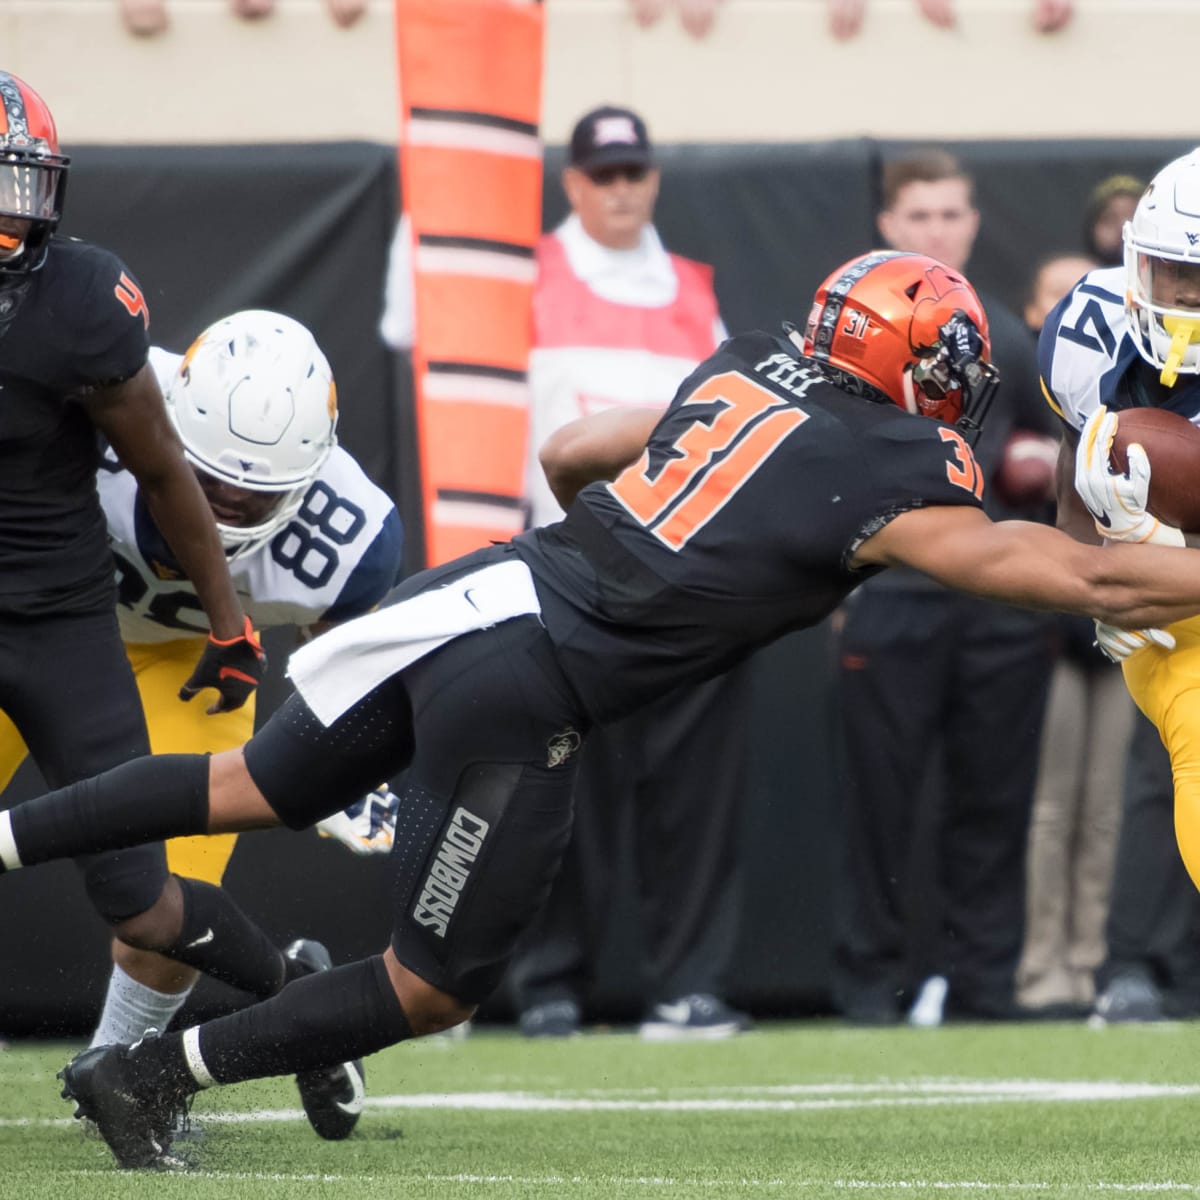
[89,964,194,1049]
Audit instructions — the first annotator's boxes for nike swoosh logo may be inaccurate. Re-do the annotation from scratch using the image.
[1095,511,1112,528]
[186,928,215,948]
[463,588,480,612]
[336,1062,366,1114]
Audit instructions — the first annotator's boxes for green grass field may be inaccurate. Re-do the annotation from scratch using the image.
[4,1019,1200,1199]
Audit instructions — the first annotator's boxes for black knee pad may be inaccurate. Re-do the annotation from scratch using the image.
[77,843,169,924]
[391,760,577,1004]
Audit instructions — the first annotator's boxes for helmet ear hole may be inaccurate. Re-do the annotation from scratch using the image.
[904,282,921,300]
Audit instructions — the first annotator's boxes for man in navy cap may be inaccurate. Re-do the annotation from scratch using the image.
[510,103,751,1041]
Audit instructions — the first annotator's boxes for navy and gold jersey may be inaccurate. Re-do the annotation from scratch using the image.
[1039,264,1200,429]
[0,236,150,616]
[514,330,987,721]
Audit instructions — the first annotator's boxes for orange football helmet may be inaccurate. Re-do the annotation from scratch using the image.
[0,72,69,275]
[802,250,998,435]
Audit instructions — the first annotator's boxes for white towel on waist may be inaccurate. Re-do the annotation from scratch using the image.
[287,559,542,726]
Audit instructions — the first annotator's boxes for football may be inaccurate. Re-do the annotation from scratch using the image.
[1109,407,1200,531]
[993,431,1058,507]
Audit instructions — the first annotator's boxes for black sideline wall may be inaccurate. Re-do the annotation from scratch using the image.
[0,138,1189,1035]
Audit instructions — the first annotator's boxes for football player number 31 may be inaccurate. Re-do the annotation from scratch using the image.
[938,426,985,500]
[608,370,808,550]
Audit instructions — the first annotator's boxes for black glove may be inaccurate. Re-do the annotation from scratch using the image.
[180,615,266,713]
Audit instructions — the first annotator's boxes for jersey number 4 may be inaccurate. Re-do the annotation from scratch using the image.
[113,273,150,330]
[608,370,808,550]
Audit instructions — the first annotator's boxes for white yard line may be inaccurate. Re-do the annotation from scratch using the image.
[42,1169,1200,1192]
[6,1077,1200,1129]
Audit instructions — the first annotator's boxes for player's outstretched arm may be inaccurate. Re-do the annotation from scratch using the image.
[854,503,1200,631]
[539,406,663,510]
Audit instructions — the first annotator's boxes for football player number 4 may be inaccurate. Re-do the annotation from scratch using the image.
[608,370,808,550]
[113,273,150,330]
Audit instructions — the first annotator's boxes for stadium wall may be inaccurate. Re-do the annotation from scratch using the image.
[3,0,1199,146]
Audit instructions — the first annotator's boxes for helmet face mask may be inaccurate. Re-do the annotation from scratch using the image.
[167,310,339,559]
[802,250,998,438]
[1124,149,1200,386]
[0,72,68,276]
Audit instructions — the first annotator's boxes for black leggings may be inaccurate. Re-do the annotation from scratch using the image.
[245,616,590,1003]
[0,608,165,921]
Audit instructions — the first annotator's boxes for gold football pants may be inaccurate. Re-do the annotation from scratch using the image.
[1121,615,1200,894]
[0,637,253,885]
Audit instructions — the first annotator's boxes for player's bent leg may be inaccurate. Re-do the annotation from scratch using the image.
[1159,693,1200,893]
[91,944,199,1051]
[1121,619,1200,894]
[61,950,426,1167]
[0,754,221,872]
[383,946,475,1035]
[93,828,243,1046]
[95,823,241,1043]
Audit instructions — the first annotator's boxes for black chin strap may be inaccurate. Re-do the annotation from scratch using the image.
[954,362,1000,447]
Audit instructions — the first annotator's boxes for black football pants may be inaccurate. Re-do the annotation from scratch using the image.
[508,664,747,1013]
[0,608,164,921]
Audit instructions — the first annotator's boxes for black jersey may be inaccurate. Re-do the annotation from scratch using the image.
[0,237,150,616]
[513,330,987,722]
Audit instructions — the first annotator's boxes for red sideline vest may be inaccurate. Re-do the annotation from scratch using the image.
[533,231,719,357]
[525,229,723,527]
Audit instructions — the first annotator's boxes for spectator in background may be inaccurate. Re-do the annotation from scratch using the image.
[120,0,366,37]
[629,0,724,38]
[833,148,1059,1026]
[1014,253,1137,1017]
[1081,174,1144,267]
[828,0,1072,40]
[509,104,751,1041]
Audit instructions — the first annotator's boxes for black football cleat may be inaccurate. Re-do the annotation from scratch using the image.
[296,1057,366,1141]
[284,938,367,1140]
[58,1043,188,1170]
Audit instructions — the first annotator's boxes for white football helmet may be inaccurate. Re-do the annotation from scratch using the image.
[167,310,338,557]
[1124,148,1200,385]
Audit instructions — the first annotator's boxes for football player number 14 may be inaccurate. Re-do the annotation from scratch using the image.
[608,370,808,550]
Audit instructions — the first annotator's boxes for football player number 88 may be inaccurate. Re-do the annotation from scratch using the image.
[270,482,367,590]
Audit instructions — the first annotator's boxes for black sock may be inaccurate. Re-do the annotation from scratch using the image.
[131,956,413,1092]
[2,754,209,869]
[161,877,288,998]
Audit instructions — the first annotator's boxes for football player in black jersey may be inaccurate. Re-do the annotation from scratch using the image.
[6,249,1200,1168]
[0,72,370,1100]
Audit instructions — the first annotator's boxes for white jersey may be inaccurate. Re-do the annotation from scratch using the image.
[101,348,404,644]
[1039,265,1200,433]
